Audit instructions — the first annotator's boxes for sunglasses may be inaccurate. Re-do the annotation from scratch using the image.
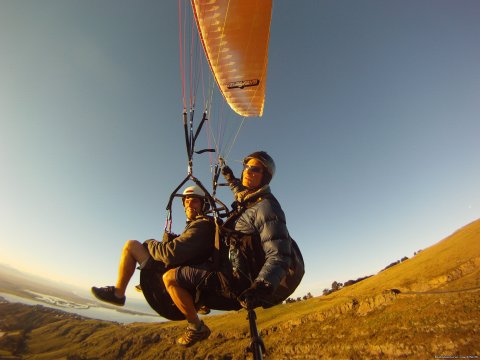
[243,164,264,174]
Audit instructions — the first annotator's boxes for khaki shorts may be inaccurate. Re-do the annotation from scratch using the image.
[175,263,213,296]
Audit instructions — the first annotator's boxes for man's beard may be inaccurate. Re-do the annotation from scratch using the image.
[186,207,199,220]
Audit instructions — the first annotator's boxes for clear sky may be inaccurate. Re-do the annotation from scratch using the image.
[1,1,479,301]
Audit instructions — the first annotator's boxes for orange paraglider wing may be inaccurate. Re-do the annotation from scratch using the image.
[191,0,272,117]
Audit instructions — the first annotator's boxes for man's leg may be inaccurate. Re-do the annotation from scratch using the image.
[163,268,211,346]
[163,268,200,326]
[115,240,150,297]
[92,240,149,306]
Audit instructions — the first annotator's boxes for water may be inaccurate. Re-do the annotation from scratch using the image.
[0,291,165,324]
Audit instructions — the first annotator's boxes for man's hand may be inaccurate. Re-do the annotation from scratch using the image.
[239,280,273,309]
[162,231,178,243]
[220,164,235,181]
[218,157,225,167]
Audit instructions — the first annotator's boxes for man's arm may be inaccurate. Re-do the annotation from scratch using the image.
[146,218,215,267]
[254,201,291,291]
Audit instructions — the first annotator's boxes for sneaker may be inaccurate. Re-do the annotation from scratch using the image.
[91,286,125,306]
[177,321,211,347]
[197,305,210,315]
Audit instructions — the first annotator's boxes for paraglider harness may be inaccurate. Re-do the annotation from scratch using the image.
[139,109,229,320]
[204,195,305,308]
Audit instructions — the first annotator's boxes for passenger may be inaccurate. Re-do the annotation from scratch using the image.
[91,186,215,307]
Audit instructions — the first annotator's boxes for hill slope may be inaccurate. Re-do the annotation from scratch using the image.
[1,219,479,359]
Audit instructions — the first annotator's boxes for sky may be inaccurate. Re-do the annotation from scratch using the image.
[1,0,479,304]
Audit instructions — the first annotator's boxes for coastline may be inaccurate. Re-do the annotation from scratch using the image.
[0,292,164,324]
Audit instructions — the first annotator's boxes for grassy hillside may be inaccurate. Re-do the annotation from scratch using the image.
[336,218,480,296]
[1,219,479,359]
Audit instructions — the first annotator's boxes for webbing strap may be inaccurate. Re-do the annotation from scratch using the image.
[211,195,264,271]
[213,218,222,270]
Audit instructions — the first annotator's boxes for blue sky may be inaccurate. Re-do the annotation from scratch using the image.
[1,0,479,303]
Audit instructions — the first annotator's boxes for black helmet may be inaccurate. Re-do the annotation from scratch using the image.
[243,151,276,185]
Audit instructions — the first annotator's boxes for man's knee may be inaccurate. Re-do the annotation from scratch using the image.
[123,239,141,252]
[123,240,149,263]
[163,268,177,288]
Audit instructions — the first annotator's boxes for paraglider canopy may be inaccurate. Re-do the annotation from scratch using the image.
[191,0,273,117]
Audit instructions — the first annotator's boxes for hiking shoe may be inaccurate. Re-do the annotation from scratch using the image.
[197,305,210,315]
[91,286,125,306]
[177,321,211,347]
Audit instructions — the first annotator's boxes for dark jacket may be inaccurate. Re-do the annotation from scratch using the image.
[232,187,292,292]
[145,215,215,268]
[222,166,292,293]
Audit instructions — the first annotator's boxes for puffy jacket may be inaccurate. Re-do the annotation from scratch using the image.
[222,165,292,291]
[210,165,303,308]
[229,185,292,292]
[145,215,215,268]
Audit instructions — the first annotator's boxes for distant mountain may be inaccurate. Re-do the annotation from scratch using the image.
[1,219,479,359]
[0,263,90,304]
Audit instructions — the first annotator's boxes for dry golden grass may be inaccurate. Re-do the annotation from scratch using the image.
[335,219,480,297]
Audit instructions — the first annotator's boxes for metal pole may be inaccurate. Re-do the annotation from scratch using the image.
[245,299,265,360]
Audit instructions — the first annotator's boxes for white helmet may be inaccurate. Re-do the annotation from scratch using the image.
[182,185,205,198]
[181,185,209,212]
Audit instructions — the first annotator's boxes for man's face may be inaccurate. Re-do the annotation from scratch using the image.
[184,196,203,220]
[242,158,265,189]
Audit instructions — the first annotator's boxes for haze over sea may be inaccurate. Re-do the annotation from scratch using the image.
[0,291,159,324]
